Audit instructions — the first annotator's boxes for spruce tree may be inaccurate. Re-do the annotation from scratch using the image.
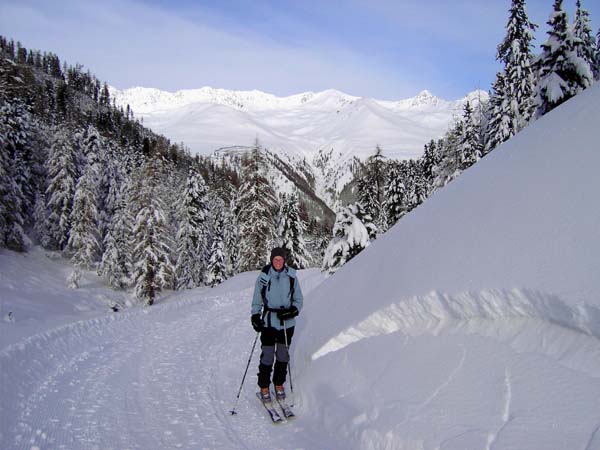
[206,211,228,287]
[223,199,240,275]
[98,180,133,289]
[175,168,209,289]
[382,162,407,229]
[534,0,593,118]
[352,201,378,241]
[45,126,77,251]
[82,126,109,247]
[66,146,102,287]
[131,158,174,305]
[236,141,278,271]
[278,192,310,269]
[433,121,464,190]
[460,102,483,170]
[33,190,51,247]
[595,29,600,80]
[497,0,538,131]
[485,72,511,154]
[421,140,440,195]
[357,146,386,229]
[573,0,597,78]
[0,101,28,251]
[322,204,370,274]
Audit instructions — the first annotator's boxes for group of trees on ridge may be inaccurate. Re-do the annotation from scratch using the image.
[0,37,317,306]
[322,0,600,273]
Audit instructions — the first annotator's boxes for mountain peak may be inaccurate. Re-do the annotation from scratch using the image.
[111,85,482,163]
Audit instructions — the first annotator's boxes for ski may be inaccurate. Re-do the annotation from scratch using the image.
[274,394,295,419]
[256,392,284,423]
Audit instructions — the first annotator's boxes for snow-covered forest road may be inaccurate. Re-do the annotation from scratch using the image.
[3,250,600,450]
[1,269,333,450]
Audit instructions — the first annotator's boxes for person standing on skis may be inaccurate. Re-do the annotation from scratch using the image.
[251,247,303,402]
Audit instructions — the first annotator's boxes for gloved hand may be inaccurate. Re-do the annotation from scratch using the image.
[276,306,299,321]
[251,314,264,332]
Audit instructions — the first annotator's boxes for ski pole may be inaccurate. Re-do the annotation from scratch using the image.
[283,322,295,406]
[230,331,260,415]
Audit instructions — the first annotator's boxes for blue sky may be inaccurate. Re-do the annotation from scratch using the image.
[1,0,598,100]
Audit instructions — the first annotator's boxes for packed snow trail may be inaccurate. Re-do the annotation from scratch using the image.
[1,270,335,450]
[3,251,600,449]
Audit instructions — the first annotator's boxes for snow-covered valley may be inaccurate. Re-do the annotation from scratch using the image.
[2,82,600,450]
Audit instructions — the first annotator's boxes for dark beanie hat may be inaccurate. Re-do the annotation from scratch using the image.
[270,247,286,263]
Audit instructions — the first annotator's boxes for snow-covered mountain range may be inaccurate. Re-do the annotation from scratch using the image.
[111,86,487,205]
[111,86,485,161]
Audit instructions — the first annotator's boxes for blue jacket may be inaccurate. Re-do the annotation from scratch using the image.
[251,265,303,330]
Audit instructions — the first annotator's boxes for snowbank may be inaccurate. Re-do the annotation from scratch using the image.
[296,84,600,449]
[300,82,600,359]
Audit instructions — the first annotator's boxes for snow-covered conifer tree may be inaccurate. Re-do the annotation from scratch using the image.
[595,28,600,80]
[573,0,597,78]
[322,204,370,274]
[66,146,102,287]
[131,158,174,305]
[534,0,593,118]
[45,126,77,251]
[357,146,386,229]
[175,168,209,289]
[33,190,50,247]
[98,180,133,289]
[496,0,538,133]
[460,102,483,170]
[0,102,27,251]
[236,141,278,271]
[206,212,228,287]
[82,126,109,246]
[485,73,512,154]
[421,140,440,195]
[278,192,310,269]
[432,119,464,190]
[223,200,239,275]
[382,162,407,229]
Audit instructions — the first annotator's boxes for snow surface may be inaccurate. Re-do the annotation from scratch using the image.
[110,86,485,163]
[297,82,600,449]
[2,84,600,450]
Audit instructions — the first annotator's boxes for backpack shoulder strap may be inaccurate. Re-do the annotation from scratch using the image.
[259,265,271,308]
[285,267,296,301]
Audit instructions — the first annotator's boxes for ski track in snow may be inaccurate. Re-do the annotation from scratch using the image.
[584,422,600,450]
[485,368,512,450]
[1,288,335,450]
[408,345,467,423]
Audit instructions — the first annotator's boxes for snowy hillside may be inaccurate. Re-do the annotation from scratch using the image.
[296,83,600,448]
[2,85,599,449]
[111,86,486,201]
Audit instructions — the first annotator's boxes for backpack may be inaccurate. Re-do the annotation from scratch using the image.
[259,264,296,327]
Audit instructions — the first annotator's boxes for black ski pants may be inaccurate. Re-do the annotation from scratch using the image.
[257,326,294,389]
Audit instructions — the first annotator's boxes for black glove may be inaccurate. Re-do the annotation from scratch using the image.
[251,314,264,332]
[277,306,299,321]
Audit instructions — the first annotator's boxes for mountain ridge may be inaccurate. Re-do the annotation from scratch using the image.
[111,85,487,207]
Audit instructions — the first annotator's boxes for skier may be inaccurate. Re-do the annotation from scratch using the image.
[251,247,303,402]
